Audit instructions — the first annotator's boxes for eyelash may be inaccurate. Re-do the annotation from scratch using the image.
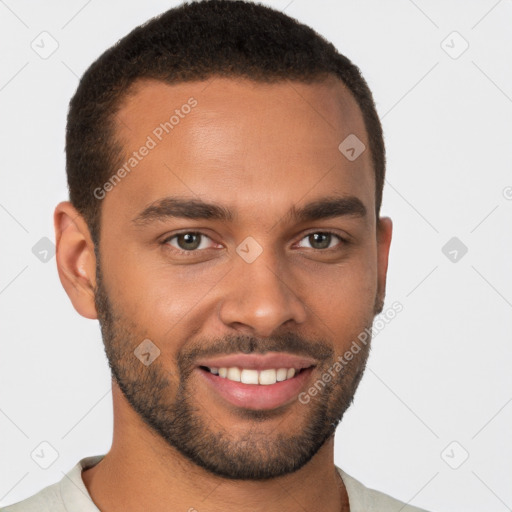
[161,230,348,256]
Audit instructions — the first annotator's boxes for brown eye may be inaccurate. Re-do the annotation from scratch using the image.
[178,233,201,250]
[298,232,342,250]
[309,233,331,249]
[165,232,213,251]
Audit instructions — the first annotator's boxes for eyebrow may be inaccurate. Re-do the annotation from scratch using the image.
[131,195,367,227]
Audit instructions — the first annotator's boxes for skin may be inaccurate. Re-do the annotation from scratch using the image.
[54,75,392,512]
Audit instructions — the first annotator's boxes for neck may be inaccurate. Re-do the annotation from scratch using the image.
[82,382,349,512]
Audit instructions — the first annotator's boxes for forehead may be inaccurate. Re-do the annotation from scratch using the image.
[104,76,375,225]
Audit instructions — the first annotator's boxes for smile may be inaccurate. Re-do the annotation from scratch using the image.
[196,362,315,410]
[201,366,305,385]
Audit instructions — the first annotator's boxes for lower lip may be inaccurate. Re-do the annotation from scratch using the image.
[197,367,314,410]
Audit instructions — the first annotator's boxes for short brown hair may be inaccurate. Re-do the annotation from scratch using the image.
[66,0,385,247]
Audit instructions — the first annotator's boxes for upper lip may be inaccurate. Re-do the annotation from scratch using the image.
[196,353,317,371]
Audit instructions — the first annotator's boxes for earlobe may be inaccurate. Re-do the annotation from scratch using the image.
[376,216,393,311]
[54,201,98,319]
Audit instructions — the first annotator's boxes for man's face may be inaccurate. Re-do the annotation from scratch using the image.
[93,76,390,479]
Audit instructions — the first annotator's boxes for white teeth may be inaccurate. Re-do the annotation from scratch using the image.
[241,369,259,384]
[276,368,288,381]
[259,369,276,385]
[207,366,301,385]
[227,367,241,382]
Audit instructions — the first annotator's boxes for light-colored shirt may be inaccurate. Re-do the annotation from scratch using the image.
[1,454,430,511]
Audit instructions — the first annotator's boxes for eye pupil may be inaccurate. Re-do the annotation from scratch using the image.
[309,233,331,249]
[178,233,201,250]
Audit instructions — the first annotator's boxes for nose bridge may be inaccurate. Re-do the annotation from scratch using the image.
[218,240,307,336]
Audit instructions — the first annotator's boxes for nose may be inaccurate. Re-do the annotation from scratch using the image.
[218,246,308,337]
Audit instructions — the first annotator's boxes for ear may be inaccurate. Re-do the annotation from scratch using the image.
[54,201,98,319]
[376,216,393,312]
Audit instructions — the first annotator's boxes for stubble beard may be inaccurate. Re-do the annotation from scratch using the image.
[93,259,377,480]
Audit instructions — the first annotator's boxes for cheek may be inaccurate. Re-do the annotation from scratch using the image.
[105,254,227,337]
[296,251,378,335]
[99,231,378,351]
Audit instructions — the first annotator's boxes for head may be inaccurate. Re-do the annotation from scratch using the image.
[55,0,392,480]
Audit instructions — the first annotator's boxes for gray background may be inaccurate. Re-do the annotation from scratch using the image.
[1,1,511,511]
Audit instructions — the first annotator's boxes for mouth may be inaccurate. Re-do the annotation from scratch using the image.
[195,353,317,410]
[199,365,310,385]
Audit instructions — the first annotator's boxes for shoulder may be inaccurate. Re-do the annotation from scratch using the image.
[336,466,431,512]
[1,480,64,512]
[1,455,104,512]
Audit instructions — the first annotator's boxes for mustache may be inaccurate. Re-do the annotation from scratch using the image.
[178,332,334,372]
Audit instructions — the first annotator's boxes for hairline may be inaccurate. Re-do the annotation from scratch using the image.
[91,72,378,248]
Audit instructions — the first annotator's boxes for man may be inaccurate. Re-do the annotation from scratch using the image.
[2,1,429,511]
